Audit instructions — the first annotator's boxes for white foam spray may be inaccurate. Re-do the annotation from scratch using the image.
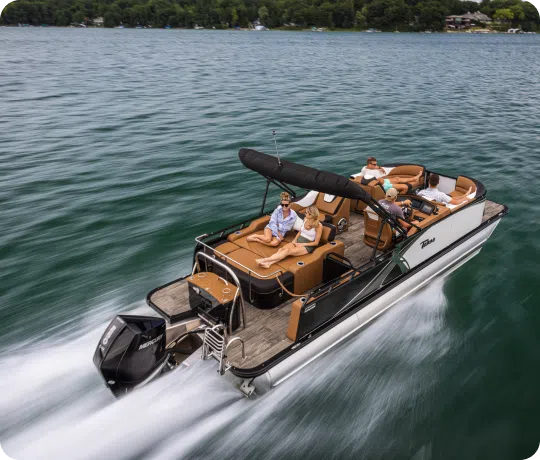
[0,280,451,460]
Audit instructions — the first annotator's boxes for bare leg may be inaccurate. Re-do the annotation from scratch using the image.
[247,228,274,244]
[392,184,408,193]
[259,244,309,269]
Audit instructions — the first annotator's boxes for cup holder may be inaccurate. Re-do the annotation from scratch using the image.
[222,288,231,295]
[297,261,305,266]
[235,231,241,235]
[197,273,207,278]
[330,242,337,246]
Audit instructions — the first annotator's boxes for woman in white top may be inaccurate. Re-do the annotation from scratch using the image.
[256,206,323,269]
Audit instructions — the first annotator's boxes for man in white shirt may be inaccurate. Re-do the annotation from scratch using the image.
[418,174,472,205]
[359,157,386,185]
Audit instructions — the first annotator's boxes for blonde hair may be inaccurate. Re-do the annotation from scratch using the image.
[280,192,291,202]
[304,206,320,227]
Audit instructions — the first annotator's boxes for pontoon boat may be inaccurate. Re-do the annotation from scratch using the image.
[94,149,508,398]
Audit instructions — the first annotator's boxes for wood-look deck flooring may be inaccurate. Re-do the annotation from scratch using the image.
[150,199,505,370]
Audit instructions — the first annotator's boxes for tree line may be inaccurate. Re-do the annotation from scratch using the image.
[1,0,539,31]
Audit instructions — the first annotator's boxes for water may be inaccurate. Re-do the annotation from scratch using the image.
[0,29,539,459]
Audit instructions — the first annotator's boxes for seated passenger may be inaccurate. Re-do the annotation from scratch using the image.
[375,171,423,194]
[418,174,472,205]
[379,188,420,235]
[247,192,298,247]
[359,157,387,185]
[256,206,322,269]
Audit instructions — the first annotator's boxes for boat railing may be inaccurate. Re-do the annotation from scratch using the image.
[193,251,248,334]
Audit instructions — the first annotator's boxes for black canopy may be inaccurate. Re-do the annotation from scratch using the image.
[238,148,372,204]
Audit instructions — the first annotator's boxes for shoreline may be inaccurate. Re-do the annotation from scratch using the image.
[1,25,533,34]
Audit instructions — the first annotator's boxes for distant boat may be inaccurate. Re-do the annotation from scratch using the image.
[164,25,171,29]
[194,25,204,30]
[114,24,125,29]
[365,28,381,33]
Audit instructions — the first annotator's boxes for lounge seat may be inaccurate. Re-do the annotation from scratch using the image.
[449,176,477,198]
[292,192,350,233]
[215,219,345,309]
[350,164,425,213]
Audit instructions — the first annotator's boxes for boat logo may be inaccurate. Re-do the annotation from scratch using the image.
[138,334,163,350]
[421,238,435,249]
[102,325,117,346]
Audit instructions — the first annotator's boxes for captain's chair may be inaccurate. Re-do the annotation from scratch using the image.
[363,207,395,251]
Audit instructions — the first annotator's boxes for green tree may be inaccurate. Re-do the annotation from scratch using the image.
[258,5,269,23]
[509,4,524,20]
[416,1,447,30]
[493,8,514,21]
[355,10,367,28]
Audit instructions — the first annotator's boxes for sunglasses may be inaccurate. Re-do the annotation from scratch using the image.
[281,202,290,208]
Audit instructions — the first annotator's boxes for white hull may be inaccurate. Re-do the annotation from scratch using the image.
[250,218,501,393]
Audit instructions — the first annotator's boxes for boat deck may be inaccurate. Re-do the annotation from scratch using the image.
[149,199,505,370]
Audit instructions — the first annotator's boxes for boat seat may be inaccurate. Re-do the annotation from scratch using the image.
[449,176,477,198]
[227,216,270,243]
[363,207,395,251]
[216,221,345,308]
[292,193,350,233]
[286,269,355,341]
[350,165,425,213]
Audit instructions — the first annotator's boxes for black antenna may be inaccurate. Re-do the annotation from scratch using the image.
[272,130,282,167]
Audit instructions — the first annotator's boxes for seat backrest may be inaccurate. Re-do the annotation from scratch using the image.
[387,165,424,178]
[363,208,394,251]
[455,176,477,195]
[314,193,343,216]
[320,221,336,243]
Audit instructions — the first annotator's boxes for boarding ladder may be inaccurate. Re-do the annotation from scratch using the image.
[202,325,245,374]
[194,252,246,374]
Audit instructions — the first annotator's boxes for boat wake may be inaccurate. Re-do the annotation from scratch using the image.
[0,281,450,460]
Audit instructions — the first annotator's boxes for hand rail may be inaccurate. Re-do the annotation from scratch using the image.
[193,251,248,334]
[226,337,246,361]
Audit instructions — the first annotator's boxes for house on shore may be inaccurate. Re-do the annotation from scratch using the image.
[93,17,104,27]
[446,12,491,30]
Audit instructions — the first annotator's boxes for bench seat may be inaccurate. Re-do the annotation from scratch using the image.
[213,219,345,309]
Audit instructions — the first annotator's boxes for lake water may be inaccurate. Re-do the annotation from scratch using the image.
[0,28,539,460]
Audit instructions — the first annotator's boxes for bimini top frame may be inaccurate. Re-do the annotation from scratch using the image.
[238,148,408,237]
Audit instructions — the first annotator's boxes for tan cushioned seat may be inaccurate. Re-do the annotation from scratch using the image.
[350,165,424,213]
[225,248,289,280]
[450,176,477,198]
[214,241,240,257]
[228,216,270,242]
[294,193,350,233]
[223,237,344,294]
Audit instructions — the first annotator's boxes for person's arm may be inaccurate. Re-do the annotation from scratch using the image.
[269,208,284,239]
[269,208,279,227]
[292,224,301,245]
[449,187,473,205]
[282,211,297,235]
[379,166,387,174]
[398,199,412,207]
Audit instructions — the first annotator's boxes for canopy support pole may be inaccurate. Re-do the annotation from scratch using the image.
[260,179,271,216]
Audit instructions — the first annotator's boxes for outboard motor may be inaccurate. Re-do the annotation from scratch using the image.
[93,315,168,398]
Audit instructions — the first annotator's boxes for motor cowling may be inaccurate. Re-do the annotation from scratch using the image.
[93,315,167,398]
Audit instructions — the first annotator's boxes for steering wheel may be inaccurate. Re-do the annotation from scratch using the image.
[402,203,413,221]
